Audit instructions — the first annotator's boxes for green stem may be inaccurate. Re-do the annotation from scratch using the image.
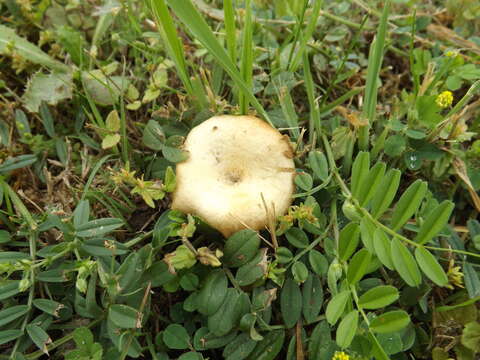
[31,244,75,269]
[286,229,330,269]
[224,268,243,293]
[349,283,370,326]
[292,174,333,198]
[125,230,154,248]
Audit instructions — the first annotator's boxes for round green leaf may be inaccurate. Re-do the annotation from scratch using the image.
[178,352,203,360]
[235,249,267,286]
[336,310,359,348]
[359,217,376,253]
[347,249,372,285]
[390,180,427,231]
[180,273,199,291]
[295,172,313,191]
[326,290,350,325]
[370,168,401,219]
[247,329,285,360]
[108,304,140,329]
[292,261,309,283]
[163,324,190,350]
[415,201,454,245]
[351,151,370,198]
[193,327,237,350]
[162,145,189,163]
[276,247,293,264]
[391,238,421,287]
[308,321,336,359]
[338,222,360,261]
[207,288,241,336]
[142,119,165,151]
[414,247,448,287]
[223,230,260,267]
[308,151,329,181]
[285,227,309,249]
[370,310,410,334]
[373,228,394,270]
[309,250,328,276]
[384,134,406,157]
[357,162,386,206]
[358,285,399,309]
[101,133,121,149]
[222,333,256,360]
[280,278,302,328]
[0,305,29,327]
[197,270,228,315]
[302,273,324,324]
[377,332,403,355]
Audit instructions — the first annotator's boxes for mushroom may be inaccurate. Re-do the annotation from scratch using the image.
[172,115,295,237]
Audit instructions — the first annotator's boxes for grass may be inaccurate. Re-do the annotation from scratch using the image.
[1,0,480,359]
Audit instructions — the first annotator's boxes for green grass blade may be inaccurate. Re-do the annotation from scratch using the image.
[1,181,36,229]
[359,0,390,150]
[303,51,321,144]
[148,0,195,100]
[286,0,308,70]
[289,0,323,72]
[223,0,237,63]
[446,80,480,119]
[90,11,117,69]
[0,24,69,72]
[191,75,211,109]
[165,0,271,125]
[239,0,253,113]
[319,87,363,116]
[275,84,300,140]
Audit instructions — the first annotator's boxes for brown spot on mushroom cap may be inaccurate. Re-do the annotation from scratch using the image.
[171,115,295,237]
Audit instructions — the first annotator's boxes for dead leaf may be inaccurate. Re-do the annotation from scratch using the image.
[453,158,480,211]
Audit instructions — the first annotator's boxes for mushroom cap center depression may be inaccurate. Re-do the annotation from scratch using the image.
[172,115,295,237]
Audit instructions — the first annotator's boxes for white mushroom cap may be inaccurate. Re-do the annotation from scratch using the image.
[172,115,295,237]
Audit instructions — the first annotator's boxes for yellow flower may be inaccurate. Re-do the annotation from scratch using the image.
[332,351,350,360]
[446,259,464,289]
[436,91,454,108]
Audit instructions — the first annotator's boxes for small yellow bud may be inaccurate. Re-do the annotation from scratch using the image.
[332,351,350,360]
[446,259,464,289]
[436,91,453,108]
